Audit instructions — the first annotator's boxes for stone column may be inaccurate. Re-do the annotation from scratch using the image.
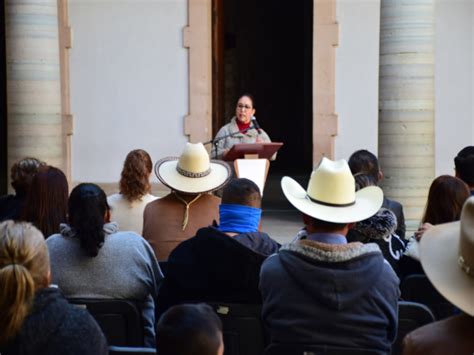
[378,0,435,227]
[313,0,339,163]
[5,0,64,188]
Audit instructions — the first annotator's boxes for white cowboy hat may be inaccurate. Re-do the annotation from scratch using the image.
[155,142,231,194]
[281,157,383,223]
[420,196,474,316]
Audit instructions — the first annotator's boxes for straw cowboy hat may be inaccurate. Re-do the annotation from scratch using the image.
[155,142,231,194]
[281,157,383,223]
[420,196,474,316]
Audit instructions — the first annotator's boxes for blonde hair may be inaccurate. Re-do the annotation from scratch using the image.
[0,221,49,344]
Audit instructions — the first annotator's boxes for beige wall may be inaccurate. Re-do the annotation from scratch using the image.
[435,0,474,176]
[334,0,381,161]
[69,0,188,184]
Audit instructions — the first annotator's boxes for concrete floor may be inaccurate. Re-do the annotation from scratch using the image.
[261,209,302,245]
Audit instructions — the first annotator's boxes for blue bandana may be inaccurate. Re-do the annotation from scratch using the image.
[218,204,262,233]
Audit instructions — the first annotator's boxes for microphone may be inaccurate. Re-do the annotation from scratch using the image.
[251,116,262,134]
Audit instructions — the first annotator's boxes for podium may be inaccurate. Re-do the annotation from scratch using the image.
[223,143,283,196]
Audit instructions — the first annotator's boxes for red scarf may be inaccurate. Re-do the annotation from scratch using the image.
[236,120,251,132]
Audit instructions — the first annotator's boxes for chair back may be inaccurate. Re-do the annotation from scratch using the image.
[69,298,144,346]
[264,343,383,355]
[400,274,456,320]
[393,301,436,355]
[109,346,156,355]
[207,303,265,355]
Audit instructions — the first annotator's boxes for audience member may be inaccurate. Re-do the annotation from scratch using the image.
[348,149,406,238]
[46,183,163,347]
[143,142,231,260]
[260,158,399,353]
[0,157,45,222]
[402,197,474,355]
[156,303,223,355]
[347,173,406,274]
[0,220,108,355]
[400,175,470,280]
[156,178,279,315]
[454,145,474,195]
[22,165,68,238]
[107,149,158,234]
[416,175,470,239]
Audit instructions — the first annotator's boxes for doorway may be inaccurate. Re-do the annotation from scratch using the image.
[212,0,313,175]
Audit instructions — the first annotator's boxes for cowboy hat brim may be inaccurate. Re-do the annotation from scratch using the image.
[281,176,383,223]
[155,157,231,194]
[420,221,474,316]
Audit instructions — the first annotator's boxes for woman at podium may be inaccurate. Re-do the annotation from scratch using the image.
[213,94,271,159]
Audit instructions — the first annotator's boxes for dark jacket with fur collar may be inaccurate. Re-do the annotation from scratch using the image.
[0,287,108,355]
[347,208,407,274]
[156,226,279,316]
[259,239,400,353]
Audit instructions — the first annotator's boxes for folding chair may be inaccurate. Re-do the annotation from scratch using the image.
[207,303,265,355]
[264,343,383,355]
[393,301,436,355]
[69,298,144,346]
[400,274,456,320]
[108,346,156,355]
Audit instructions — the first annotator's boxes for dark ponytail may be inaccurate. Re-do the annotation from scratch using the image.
[68,184,109,257]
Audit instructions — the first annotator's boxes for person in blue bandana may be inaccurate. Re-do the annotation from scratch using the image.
[156,178,280,316]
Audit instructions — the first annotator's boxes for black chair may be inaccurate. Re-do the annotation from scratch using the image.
[207,303,265,355]
[392,301,436,355]
[109,346,156,355]
[264,343,383,355]
[69,298,144,347]
[400,274,456,320]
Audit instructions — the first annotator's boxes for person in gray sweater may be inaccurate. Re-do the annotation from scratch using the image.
[46,183,163,347]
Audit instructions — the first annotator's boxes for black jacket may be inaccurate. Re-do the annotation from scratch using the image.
[0,287,108,355]
[347,208,406,274]
[382,197,406,239]
[156,226,279,316]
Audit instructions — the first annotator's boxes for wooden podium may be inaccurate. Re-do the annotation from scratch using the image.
[223,143,283,196]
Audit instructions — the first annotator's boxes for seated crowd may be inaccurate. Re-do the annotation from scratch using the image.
[0,143,473,355]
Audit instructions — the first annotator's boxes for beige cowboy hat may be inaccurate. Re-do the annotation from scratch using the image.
[155,142,231,194]
[281,157,383,223]
[420,196,474,316]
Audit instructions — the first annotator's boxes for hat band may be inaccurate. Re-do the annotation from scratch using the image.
[176,165,211,178]
[306,194,356,207]
[458,255,473,277]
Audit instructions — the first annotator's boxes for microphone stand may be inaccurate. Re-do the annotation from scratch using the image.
[203,125,256,159]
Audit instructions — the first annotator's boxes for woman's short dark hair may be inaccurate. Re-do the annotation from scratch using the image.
[237,93,256,108]
[23,166,68,238]
[156,303,223,355]
[10,157,45,196]
[119,149,153,202]
[68,183,110,257]
[422,175,470,225]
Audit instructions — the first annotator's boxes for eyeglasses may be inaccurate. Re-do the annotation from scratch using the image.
[237,104,252,110]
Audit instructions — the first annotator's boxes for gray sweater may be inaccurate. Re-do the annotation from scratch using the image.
[46,222,163,347]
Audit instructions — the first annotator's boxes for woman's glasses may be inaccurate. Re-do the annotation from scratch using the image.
[237,104,252,110]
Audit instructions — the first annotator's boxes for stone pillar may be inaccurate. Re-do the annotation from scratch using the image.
[184,0,212,144]
[313,0,339,163]
[5,0,64,188]
[378,0,435,226]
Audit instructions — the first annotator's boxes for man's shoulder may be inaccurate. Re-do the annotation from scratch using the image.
[383,197,403,210]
